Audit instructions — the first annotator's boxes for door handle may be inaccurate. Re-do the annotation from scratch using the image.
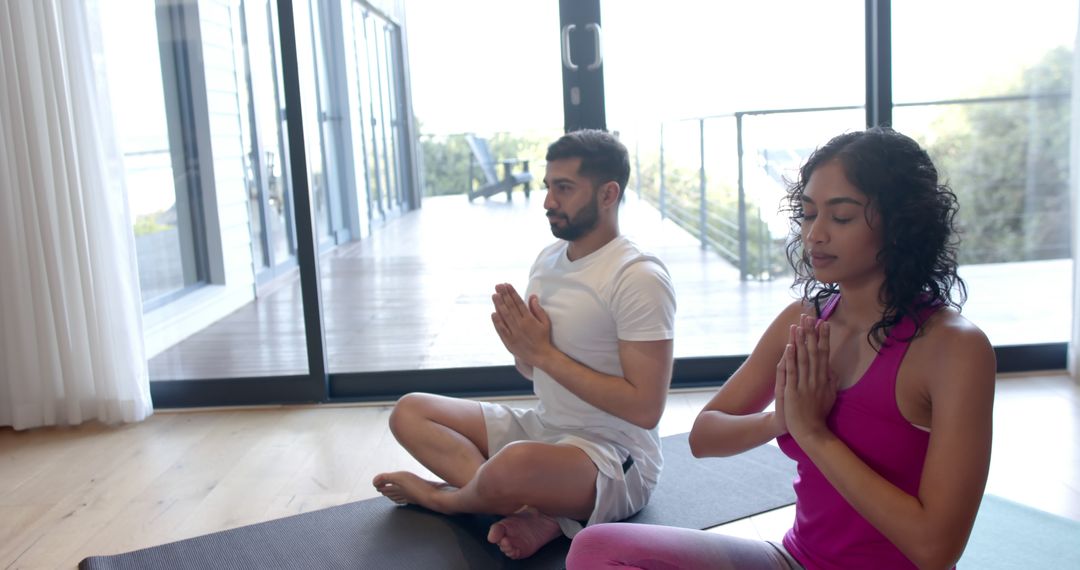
[586,23,602,71]
[561,24,578,71]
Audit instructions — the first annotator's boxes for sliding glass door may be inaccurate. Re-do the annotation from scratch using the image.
[108,0,1071,407]
[98,0,329,405]
[601,1,866,358]
[237,0,299,281]
[325,0,563,388]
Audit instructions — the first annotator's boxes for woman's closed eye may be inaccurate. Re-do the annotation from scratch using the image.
[800,212,854,224]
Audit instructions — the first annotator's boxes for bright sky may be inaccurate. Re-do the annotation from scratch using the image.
[96,0,1078,218]
[404,0,1078,135]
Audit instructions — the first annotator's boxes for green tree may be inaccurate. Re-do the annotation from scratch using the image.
[418,132,473,196]
[924,47,1072,264]
[417,127,549,198]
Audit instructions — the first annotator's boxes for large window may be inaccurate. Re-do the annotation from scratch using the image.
[331,0,564,375]
[602,1,866,357]
[893,0,1076,347]
[99,0,321,389]
[342,2,410,233]
[90,1,1072,406]
[235,0,299,280]
[97,0,416,395]
[100,1,208,308]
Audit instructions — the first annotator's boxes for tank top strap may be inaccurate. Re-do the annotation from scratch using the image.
[873,303,941,376]
[884,303,939,346]
[818,294,841,321]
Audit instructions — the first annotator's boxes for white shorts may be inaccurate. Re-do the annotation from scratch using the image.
[480,402,654,538]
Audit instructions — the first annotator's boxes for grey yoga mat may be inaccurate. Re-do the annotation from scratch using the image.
[79,433,798,570]
[959,494,1080,569]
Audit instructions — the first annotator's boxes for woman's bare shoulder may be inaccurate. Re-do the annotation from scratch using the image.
[922,308,991,350]
[778,297,827,319]
[913,307,995,377]
[762,298,821,338]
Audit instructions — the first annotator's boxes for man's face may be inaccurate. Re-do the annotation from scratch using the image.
[543,157,602,241]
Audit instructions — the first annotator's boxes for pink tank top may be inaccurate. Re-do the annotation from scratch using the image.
[778,295,941,569]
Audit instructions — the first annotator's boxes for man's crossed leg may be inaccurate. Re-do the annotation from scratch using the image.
[372,393,600,560]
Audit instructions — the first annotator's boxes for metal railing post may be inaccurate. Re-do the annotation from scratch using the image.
[634,140,642,200]
[759,149,769,280]
[758,204,767,280]
[736,113,748,280]
[659,123,666,220]
[698,118,707,249]
[467,142,475,196]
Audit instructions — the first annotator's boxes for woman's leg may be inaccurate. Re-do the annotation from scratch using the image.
[566,523,795,570]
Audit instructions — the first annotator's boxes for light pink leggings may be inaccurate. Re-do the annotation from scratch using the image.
[565,523,803,570]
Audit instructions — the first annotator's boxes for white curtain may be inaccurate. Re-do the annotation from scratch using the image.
[0,0,153,429]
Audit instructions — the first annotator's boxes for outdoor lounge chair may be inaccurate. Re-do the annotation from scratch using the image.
[465,134,532,201]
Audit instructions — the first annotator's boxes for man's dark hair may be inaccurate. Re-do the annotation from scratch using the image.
[546,129,630,197]
[784,126,966,348]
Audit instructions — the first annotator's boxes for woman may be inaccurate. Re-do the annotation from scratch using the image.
[565,127,995,569]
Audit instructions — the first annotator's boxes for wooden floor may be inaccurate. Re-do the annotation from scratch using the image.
[1,372,1077,569]
[148,192,1072,380]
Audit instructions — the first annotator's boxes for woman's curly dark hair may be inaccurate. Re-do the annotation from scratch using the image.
[784,126,967,348]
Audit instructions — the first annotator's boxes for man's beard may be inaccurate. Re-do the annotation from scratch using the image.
[548,193,600,241]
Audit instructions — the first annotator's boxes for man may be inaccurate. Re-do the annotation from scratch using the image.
[372,129,676,559]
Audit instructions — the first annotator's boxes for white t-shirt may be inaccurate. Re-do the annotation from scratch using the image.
[525,235,676,485]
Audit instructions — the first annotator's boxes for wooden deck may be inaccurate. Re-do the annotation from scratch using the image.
[148,192,1072,380]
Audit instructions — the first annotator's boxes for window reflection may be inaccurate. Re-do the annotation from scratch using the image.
[100,0,198,306]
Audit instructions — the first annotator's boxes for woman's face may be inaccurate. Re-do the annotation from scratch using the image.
[799,159,884,286]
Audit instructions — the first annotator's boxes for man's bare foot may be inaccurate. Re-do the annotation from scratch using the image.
[486,507,563,559]
[372,471,453,511]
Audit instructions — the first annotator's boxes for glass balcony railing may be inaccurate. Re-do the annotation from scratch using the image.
[613,95,1072,281]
